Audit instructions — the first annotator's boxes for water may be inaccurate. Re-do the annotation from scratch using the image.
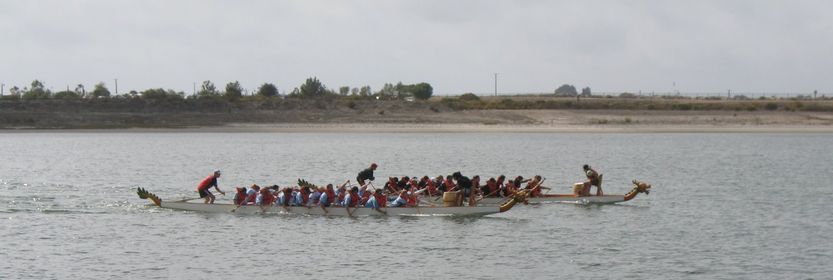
[1,132,831,279]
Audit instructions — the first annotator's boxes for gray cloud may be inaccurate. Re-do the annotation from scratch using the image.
[1,0,831,96]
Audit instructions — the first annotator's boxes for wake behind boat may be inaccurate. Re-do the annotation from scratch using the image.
[137,188,529,217]
[476,180,652,205]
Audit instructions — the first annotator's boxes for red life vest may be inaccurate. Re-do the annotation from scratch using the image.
[325,189,336,204]
[425,181,438,196]
[407,193,418,207]
[348,192,359,207]
[443,179,455,191]
[197,175,216,191]
[245,192,257,205]
[374,193,387,208]
[360,192,371,206]
[260,189,275,205]
[233,188,246,205]
[300,188,310,205]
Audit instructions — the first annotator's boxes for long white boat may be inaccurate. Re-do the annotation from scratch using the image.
[137,188,529,217]
[475,180,652,205]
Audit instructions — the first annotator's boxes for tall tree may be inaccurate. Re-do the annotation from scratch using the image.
[410,82,433,100]
[339,86,350,96]
[554,84,578,96]
[198,80,218,97]
[224,81,243,99]
[91,82,111,98]
[299,77,326,98]
[23,80,50,99]
[257,83,278,97]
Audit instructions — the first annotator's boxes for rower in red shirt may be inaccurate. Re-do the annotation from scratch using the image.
[196,170,225,204]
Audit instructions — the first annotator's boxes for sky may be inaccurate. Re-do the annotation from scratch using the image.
[1,0,832,96]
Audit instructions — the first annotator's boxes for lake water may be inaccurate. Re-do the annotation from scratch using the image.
[1,132,832,279]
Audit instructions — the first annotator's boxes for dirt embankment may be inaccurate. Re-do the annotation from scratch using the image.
[1,98,832,132]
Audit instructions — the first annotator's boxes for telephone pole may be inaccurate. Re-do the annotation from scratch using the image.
[114,78,118,95]
[494,73,498,96]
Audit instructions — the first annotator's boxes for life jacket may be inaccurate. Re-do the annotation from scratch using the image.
[245,191,258,205]
[527,181,541,197]
[409,181,420,191]
[406,192,418,207]
[260,189,275,205]
[347,192,359,207]
[282,189,293,206]
[197,175,216,191]
[374,193,387,208]
[325,189,336,203]
[443,179,455,191]
[233,188,246,205]
[360,192,371,206]
[426,181,438,196]
[300,188,310,205]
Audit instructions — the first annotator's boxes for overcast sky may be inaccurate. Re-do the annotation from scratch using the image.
[1,0,831,96]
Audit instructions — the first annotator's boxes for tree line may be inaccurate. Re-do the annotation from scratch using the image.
[1,77,433,101]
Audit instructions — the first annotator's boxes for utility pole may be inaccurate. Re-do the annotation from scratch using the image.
[494,73,498,97]
[114,78,118,95]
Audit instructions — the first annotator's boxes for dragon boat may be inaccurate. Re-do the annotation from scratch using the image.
[475,180,652,205]
[136,188,529,217]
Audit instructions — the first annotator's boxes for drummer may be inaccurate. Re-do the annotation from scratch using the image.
[196,170,225,204]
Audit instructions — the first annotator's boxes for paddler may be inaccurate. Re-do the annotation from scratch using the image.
[356,163,377,186]
[451,172,472,206]
[365,189,387,214]
[583,164,603,196]
[196,170,225,204]
[232,186,247,206]
[390,190,408,207]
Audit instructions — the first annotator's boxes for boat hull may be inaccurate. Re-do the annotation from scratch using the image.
[476,194,626,205]
[159,201,506,216]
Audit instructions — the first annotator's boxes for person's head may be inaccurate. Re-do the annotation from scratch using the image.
[374,189,383,195]
[472,175,480,181]
[213,170,222,178]
[446,175,453,180]
[421,176,429,182]
[370,163,378,170]
[318,186,326,192]
[400,176,409,182]
[251,184,260,190]
[497,175,505,181]
[488,178,496,183]
[583,164,590,171]
[326,184,333,190]
[514,176,524,182]
[452,171,462,179]
[534,175,542,181]
[351,186,359,193]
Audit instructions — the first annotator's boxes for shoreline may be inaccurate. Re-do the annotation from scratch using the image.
[2,122,832,133]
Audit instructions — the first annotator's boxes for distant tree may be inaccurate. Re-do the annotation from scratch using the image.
[141,88,184,100]
[9,86,21,98]
[554,84,578,97]
[198,80,218,97]
[23,80,51,99]
[351,87,359,96]
[377,83,396,99]
[224,81,243,99]
[459,92,480,101]
[257,83,279,97]
[53,90,80,99]
[339,86,350,96]
[359,85,371,97]
[581,87,592,97]
[91,82,111,98]
[409,82,433,100]
[299,77,327,98]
